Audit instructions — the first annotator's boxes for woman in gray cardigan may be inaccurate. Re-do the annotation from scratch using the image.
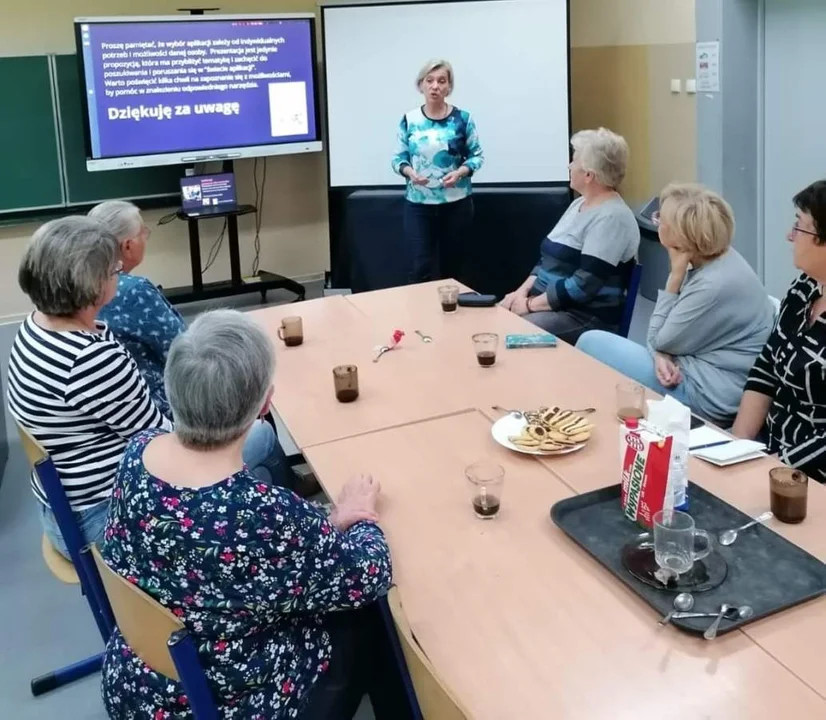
[576,183,775,424]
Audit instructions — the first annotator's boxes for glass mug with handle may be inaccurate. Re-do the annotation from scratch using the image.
[653,510,713,575]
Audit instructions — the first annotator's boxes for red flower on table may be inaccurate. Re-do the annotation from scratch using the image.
[392,329,405,346]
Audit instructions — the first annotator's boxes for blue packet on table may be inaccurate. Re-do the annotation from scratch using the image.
[505,333,557,349]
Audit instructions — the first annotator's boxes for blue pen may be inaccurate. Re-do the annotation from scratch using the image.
[689,440,732,452]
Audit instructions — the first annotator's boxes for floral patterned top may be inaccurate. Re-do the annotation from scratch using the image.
[101,430,392,719]
[98,273,186,417]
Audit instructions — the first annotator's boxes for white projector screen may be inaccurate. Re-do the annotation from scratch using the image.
[322,0,570,188]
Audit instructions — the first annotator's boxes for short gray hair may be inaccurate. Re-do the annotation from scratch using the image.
[166,309,274,450]
[416,59,454,93]
[87,200,143,243]
[571,127,629,189]
[19,216,119,317]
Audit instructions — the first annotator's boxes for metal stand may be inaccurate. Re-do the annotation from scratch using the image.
[162,160,306,306]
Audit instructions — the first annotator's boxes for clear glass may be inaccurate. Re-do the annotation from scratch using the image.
[466,461,505,519]
[616,382,645,423]
[472,332,499,368]
[770,467,808,524]
[438,284,460,313]
[277,316,304,347]
[653,510,712,575]
[332,364,359,403]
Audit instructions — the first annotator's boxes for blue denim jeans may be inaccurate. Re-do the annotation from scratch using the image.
[576,330,690,403]
[41,420,292,559]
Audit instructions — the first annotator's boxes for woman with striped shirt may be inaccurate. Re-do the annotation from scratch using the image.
[8,217,288,558]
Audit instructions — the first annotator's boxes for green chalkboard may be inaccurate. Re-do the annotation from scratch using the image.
[54,54,182,206]
[0,56,64,213]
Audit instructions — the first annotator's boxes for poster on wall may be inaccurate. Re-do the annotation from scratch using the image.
[696,41,721,92]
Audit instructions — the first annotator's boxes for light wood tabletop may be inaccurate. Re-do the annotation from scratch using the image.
[256,285,826,710]
[304,409,826,719]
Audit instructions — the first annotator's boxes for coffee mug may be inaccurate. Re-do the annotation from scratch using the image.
[277,316,303,347]
[653,510,712,575]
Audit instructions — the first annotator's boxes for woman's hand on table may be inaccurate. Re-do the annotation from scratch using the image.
[330,473,380,531]
[500,292,519,310]
[511,295,531,316]
[654,352,683,387]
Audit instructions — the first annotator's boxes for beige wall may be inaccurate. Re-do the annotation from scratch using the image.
[571,0,697,207]
[0,0,327,322]
[0,0,698,321]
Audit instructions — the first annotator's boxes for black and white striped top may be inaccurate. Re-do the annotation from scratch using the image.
[7,314,172,511]
[745,273,826,482]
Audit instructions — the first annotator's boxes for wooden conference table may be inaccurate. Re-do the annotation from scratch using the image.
[247,282,826,719]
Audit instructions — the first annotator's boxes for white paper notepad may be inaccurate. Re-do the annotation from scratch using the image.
[689,427,766,467]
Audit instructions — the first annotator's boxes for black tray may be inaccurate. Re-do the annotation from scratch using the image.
[550,483,826,636]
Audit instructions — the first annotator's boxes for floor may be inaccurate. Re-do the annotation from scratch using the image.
[0,282,653,719]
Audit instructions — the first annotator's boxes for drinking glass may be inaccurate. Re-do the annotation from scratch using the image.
[333,365,359,403]
[277,316,304,347]
[472,333,499,368]
[770,467,808,524]
[466,461,505,519]
[616,382,645,423]
[438,284,460,313]
[653,510,712,575]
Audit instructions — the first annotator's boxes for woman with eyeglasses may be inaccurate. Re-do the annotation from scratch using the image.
[88,201,185,417]
[733,180,826,482]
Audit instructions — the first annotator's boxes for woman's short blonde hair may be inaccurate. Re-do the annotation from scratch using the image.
[570,128,629,189]
[659,183,735,259]
[416,59,454,93]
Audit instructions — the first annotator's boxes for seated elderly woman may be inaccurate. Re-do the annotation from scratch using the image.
[7,218,288,559]
[500,127,640,343]
[577,184,774,425]
[733,180,826,482]
[88,200,184,417]
[101,310,398,719]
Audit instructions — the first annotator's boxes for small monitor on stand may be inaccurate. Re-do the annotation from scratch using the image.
[179,173,239,218]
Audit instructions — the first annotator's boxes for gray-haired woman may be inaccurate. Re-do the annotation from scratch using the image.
[7,216,173,556]
[7,218,289,559]
[391,59,484,284]
[101,310,400,719]
[501,127,640,343]
[88,200,185,416]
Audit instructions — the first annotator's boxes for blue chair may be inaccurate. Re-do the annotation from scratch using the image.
[15,421,115,696]
[619,263,643,339]
[91,547,219,720]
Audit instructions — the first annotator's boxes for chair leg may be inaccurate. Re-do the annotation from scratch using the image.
[30,653,104,697]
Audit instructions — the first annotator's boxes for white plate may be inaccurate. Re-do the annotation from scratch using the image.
[490,413,587,456]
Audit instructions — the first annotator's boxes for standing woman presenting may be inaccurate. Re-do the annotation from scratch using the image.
[392,59,484,284]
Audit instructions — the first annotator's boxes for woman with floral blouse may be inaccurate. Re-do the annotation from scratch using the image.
[101,309,396,719]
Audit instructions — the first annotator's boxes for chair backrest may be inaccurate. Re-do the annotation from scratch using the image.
[17,422,47,467]
[91,546,183,681]
[619,262,643,339]
[386,587,471,720]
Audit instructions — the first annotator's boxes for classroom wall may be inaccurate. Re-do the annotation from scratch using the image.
[571,0,697,207]
[0,0,697,321]
[0,0,327,322]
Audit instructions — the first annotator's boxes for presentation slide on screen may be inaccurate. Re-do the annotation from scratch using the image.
[79,18,318,159]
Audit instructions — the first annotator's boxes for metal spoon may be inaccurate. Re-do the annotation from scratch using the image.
[490,405,597,417]
[659,592,695,625]
[704,604,754,640]
[414,330,433,343]
[670,608,740,621]
[373,345,391,363]
[718,511,773,546]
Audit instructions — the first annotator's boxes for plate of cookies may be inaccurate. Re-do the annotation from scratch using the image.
[491,406,594,456]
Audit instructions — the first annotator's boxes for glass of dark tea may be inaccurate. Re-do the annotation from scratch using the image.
[438,284,460,313]
[466,461,504,519]
[277,316,304,347]
[472,332,499,368]
[769,467,808,524]
[333,365,359,403]
[616,381,645,423]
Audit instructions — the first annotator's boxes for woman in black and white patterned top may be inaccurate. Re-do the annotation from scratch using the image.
[733,180,826,482]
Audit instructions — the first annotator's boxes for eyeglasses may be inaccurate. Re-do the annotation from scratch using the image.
[110,260,123,276]
[792,224,820,239]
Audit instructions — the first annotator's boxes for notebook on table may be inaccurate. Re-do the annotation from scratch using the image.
[688,426,766,467]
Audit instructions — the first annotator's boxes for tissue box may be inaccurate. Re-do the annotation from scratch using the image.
[620,424,673,529]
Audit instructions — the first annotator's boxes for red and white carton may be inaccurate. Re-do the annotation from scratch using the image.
[620,419,674,529]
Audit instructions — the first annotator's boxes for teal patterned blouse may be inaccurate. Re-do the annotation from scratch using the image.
[98,273,186,417]
[391,106,484,205]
